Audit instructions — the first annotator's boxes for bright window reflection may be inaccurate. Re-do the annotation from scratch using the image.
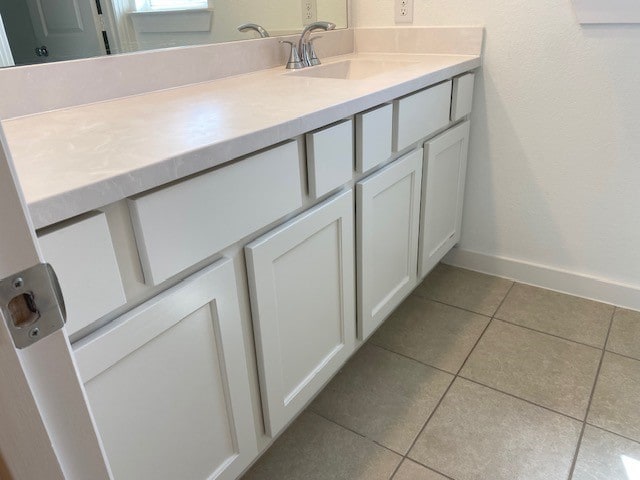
[622,455,640,480]
[135,0,208,10]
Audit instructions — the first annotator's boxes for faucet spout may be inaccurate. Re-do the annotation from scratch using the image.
[237,23,270,38]
[298,21,336,67]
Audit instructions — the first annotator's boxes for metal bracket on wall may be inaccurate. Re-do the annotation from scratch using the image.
[0,263,66,349]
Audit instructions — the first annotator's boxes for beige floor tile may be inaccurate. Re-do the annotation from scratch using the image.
[495,284,613,347]
[310,344,453,454]
[242,412,401,480]
[408,378,582,480]
[370,296,490,373]
[413,263,513,316]
[588,352,640,442]
[393,459,449,480]
[572,425,640,480]
[607,308,640,360]
[460,320,601,419]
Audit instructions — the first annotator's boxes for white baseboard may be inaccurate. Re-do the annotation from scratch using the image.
[444,247,640,312]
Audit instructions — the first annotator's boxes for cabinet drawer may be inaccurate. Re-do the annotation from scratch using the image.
[38,212,126,336]
[129,140,303,285]
[393,81,452,152]
[356,104,393,174]
[74,259,257,480]
[451,73,475,121]
[306,119,354,198]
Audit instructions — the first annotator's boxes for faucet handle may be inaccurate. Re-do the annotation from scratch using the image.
[306,36,323,66]
[280,40,304,70]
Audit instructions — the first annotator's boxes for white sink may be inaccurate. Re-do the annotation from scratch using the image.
[287,59,418,80]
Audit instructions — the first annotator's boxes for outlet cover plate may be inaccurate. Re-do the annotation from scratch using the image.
[302,0,318,24]
[395,0,414,23]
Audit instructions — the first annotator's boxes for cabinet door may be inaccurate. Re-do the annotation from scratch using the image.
[74,258,257,480]
[419,121,470,279]
[357,149,423,340]
[245,190,356,437]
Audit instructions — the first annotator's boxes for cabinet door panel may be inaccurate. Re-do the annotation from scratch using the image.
[245,190,356,437]
[74,259,257,480]
[419,121,470,279]
[357,149,422,340]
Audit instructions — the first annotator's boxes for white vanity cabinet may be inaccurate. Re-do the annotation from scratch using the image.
[44,66,478,480]
[356,148,423,340]
[419,120,471,279]
[245,190,356,437]
[73,259,257,480]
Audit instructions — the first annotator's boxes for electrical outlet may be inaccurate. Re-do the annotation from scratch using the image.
[301,0,317,24]
[394,0,414,23]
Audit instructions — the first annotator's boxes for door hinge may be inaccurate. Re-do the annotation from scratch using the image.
[97,13,107,31]
[0,264,66,349]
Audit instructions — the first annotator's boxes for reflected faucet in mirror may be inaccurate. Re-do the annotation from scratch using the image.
[0,0,347,67]
[237,23,270,38]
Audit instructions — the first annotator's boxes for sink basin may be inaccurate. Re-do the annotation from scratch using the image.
[287,59,418,80]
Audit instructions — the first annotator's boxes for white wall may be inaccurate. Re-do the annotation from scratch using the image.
[354,0,640,305]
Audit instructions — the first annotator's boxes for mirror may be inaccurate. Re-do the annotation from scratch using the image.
[0,0,347,67]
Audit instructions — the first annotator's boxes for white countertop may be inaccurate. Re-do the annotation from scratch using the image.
[3,52,480,229]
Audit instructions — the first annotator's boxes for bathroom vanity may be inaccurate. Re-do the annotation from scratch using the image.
[2,28,481,479]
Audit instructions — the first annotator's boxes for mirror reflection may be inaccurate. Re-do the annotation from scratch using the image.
[0,0,347,67]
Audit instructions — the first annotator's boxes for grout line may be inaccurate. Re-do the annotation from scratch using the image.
[584,423,640,445]
[493,281,517,314]
[389,281,516,479]
[387,458,404,480]
[566,307,616,480]
[406,458,456,480]
[566,423,587,480]
[310,410,411,459]
[456,282,515,375]
[372,440,405,457]
[409,292,494,319]
[308,411,367,440]
[602,349,640,364]
[493,317,605,350]
[369,342,457,376]
[455,316,493,375]
[401,376,455,459]
[458,376,584,422]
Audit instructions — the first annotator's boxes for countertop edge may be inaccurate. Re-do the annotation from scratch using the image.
[26,56,481,229]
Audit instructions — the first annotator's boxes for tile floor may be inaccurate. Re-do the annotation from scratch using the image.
[242,264,640,480]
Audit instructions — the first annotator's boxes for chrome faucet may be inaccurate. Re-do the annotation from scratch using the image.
[298,21,336,67]
[237,23,270,38]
